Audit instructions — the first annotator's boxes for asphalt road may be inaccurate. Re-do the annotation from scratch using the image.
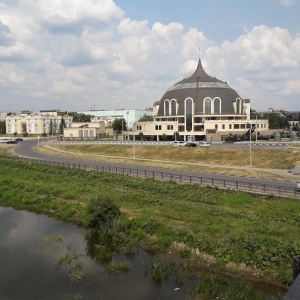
[11,138,298,190]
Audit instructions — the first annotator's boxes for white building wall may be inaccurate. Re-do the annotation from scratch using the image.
[81,109,153,130]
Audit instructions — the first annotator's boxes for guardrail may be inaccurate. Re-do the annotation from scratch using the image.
[1,155,299,199]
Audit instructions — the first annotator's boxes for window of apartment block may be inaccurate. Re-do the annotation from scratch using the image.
[229,124,232,129]
[222,124,225,129]
[234,124,239,129]
[167,125,173,130]
[155,125,162,130]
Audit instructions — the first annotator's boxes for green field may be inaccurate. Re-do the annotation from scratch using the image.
[0,158,299,291]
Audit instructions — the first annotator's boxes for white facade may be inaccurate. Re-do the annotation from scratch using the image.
[0,112,7,121]
[80,109,153,130]
[63,121,113,139]
[5,113,72,135]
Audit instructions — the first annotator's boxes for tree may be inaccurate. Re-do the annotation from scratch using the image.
[49,120,54,135]
[59,117,66,134]
[0,121,6,134]
[138,132,144,140]
[161,133,167,141]
[112,118,127,134]
[68,112,93,122]
[138,114,153,122]
[258,113,289,129]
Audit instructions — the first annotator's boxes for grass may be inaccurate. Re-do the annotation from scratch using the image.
[0,144,16,156]
[107,261,130,274]
[0,159,299,291]
[36,142,300,181]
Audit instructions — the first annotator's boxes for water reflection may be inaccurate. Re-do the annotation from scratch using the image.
[0,207,193,300]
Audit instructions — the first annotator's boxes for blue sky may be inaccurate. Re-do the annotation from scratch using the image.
[0,0,299,113]
[115,0,300,42]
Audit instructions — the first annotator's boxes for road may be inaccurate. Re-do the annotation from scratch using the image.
[11,139,298,191]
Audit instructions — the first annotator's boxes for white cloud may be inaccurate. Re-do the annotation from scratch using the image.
[19,0,124,33]
[279,0,295,6]
[0,1,299,112]
[118,18,149,37]
[203,25,300,110]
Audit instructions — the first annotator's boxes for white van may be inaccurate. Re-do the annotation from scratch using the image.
[0,138,13,143]
[172,141,185,147]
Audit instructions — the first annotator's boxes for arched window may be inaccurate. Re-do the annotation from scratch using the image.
[185,98,193,116]
[241,99,244,114]
[164,100,170,116]
[185,98,193,132]
[214,98,221,114]
[171,99,177,115]
[236,99,240,114]
[204,98,212,114]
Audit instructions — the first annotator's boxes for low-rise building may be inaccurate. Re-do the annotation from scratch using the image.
[5,111,72,135]
[63,121,113,140]
[80,109,153,130]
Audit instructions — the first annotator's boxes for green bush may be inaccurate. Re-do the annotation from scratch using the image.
[87,198,120,229]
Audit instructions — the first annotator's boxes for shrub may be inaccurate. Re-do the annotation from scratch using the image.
[87,198,120,229]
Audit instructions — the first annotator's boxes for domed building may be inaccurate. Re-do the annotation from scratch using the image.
[135,58,269,141]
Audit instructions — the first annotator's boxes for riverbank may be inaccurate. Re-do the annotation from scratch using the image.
[0,158,299,296]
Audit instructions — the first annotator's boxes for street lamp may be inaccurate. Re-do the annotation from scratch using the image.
[247,123,252,174]
[255,113,258,143]
[121,117,124,141]
[126,111,129,140]
[133,122,135,159]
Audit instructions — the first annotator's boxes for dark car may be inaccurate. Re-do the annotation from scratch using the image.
[184,142,197,147]
[15,138,23,141]
[6,140,18,144]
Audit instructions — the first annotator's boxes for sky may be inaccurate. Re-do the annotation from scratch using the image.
[0,0,299,113]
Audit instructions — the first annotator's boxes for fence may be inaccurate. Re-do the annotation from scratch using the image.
[1,155,299,199]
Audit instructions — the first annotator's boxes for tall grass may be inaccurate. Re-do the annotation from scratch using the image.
[0,159,298,289]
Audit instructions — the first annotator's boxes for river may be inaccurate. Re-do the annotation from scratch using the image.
[0,206,194,300]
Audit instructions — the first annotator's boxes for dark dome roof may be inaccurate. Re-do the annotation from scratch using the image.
[156,59,242,116]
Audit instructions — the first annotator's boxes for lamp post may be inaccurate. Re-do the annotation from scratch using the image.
[126,111,129,141]
[247,123,252,174]
[255,114,258,143]
[121,117,124,141]
[133,122,135,159]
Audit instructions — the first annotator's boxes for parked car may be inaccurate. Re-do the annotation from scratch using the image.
[224,136,241,143]
[184,142,197,147]
[15,138,23,141]
[172,141,185,147]
[296,183,300,193]
[199,142,211,147]
[6,140,18,144]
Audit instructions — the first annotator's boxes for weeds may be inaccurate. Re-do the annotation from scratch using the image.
[107,262,130,274]
[58,250,85,282]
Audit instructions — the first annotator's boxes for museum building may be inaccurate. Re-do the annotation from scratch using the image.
[134,58,269,141]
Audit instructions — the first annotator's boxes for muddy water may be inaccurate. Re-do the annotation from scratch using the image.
[0,207,194,300]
